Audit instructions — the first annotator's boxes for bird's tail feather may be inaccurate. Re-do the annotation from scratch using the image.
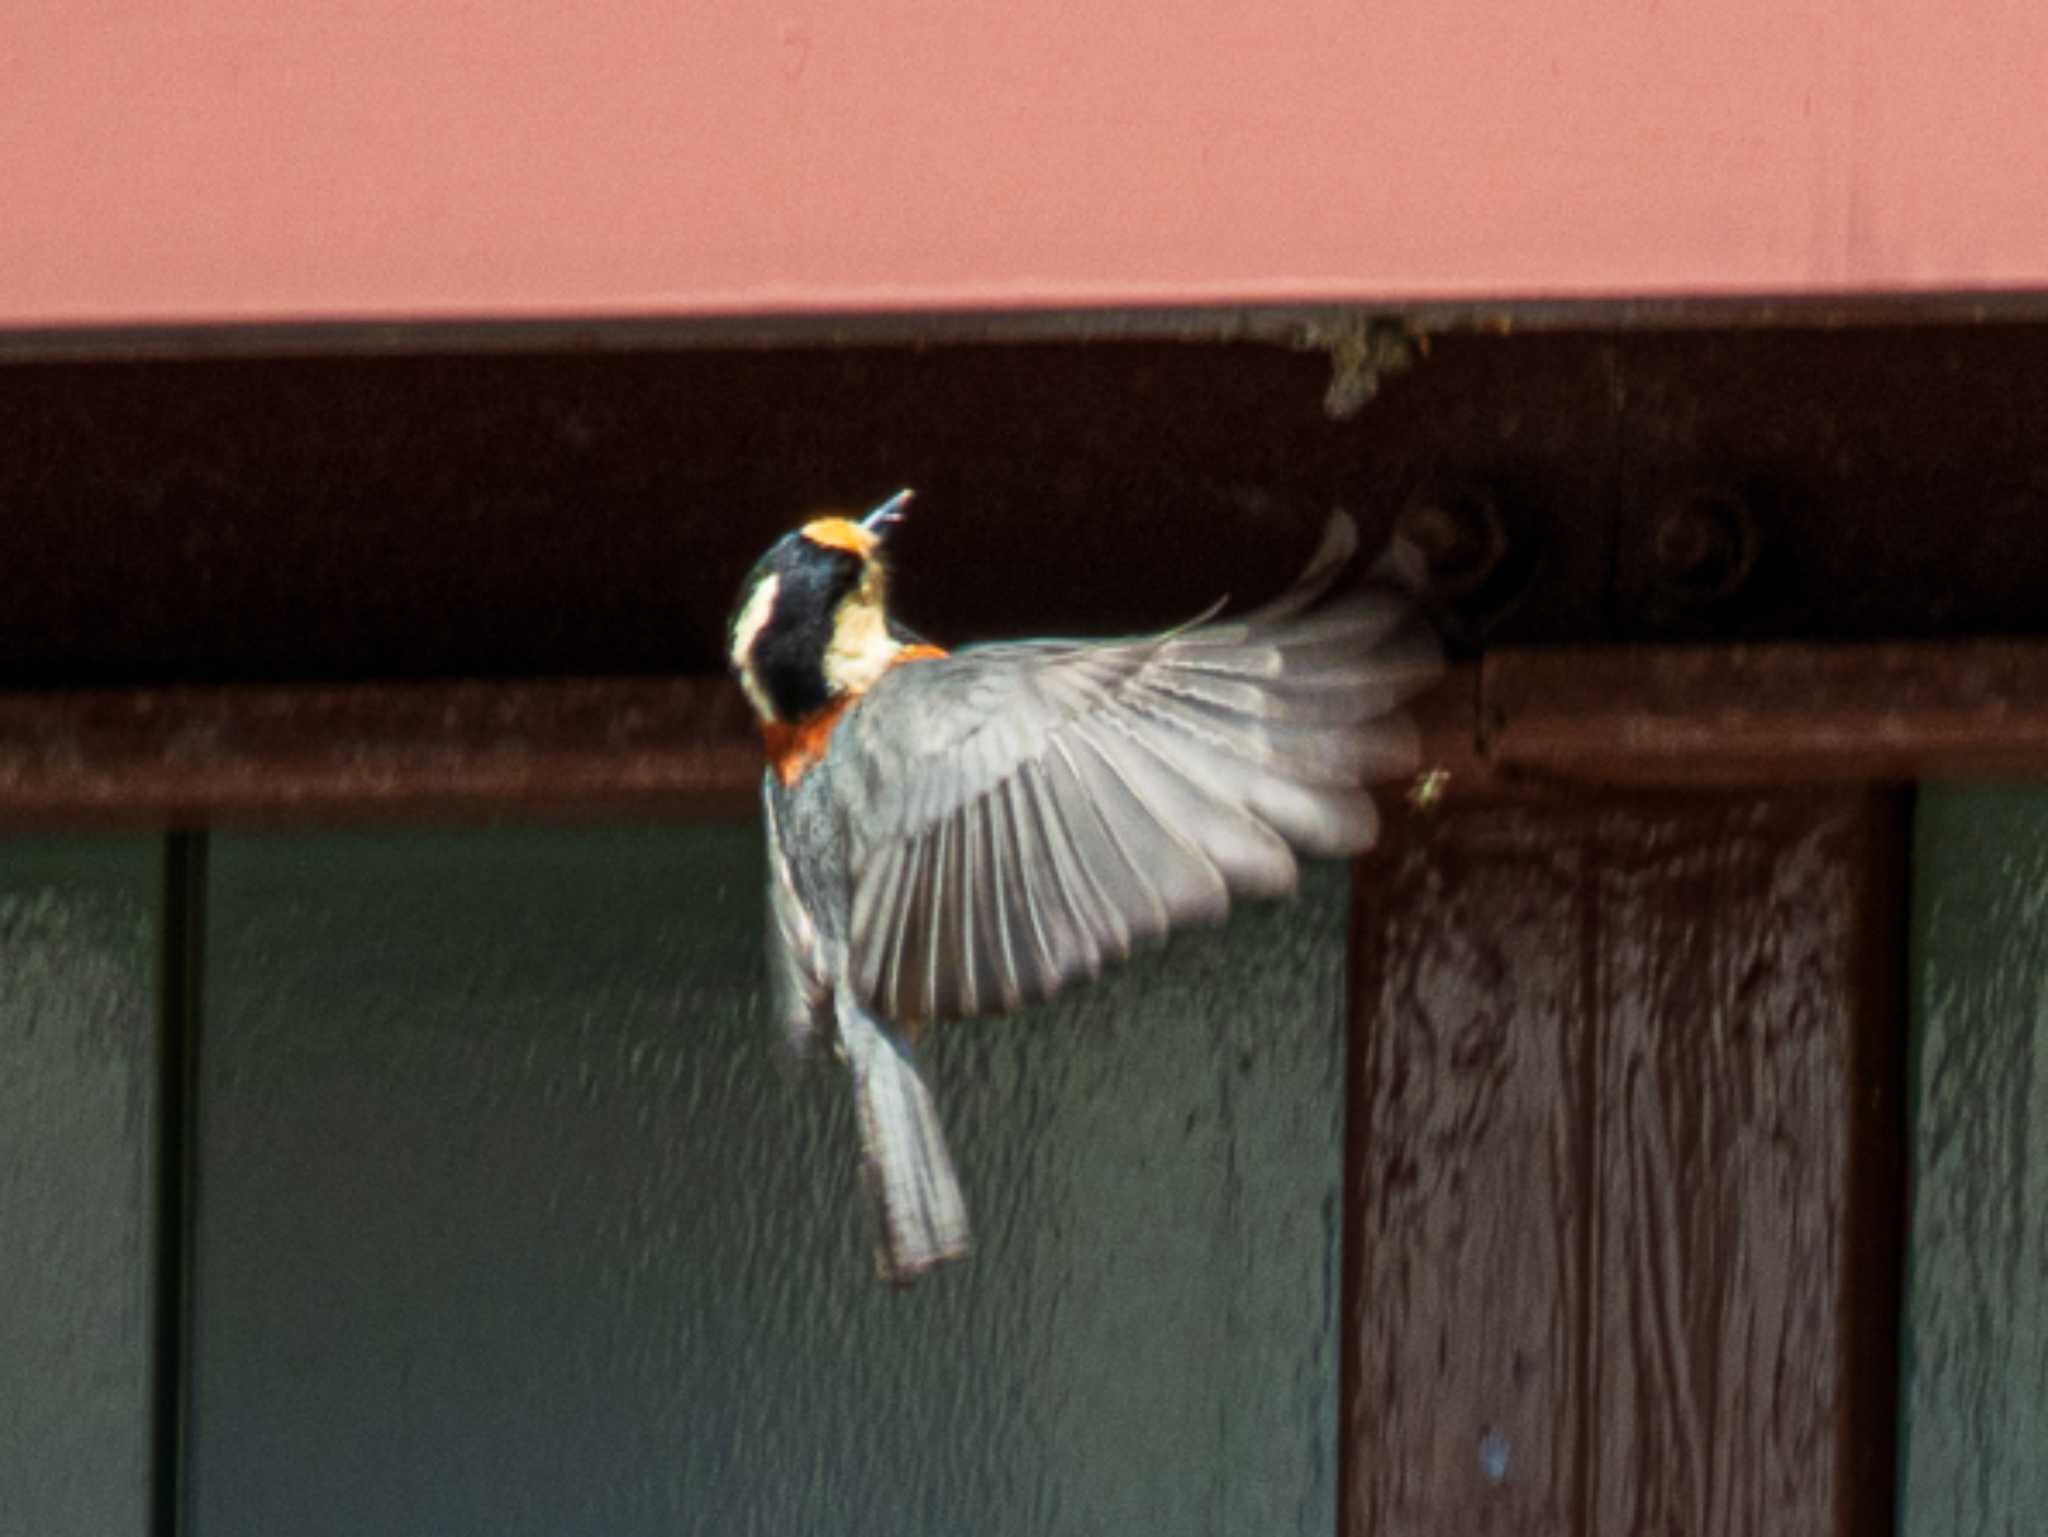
[841,999,970,1283]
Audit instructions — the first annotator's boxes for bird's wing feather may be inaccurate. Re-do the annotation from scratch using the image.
[831,514,1440,1023]
[762,782,832,1051]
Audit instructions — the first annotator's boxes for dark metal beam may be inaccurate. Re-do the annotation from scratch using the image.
[6,292,2048,365]
[0,677,760,827]
[10,327,2048,694]
[1483,641,2048,786]
[4,641,2046,826]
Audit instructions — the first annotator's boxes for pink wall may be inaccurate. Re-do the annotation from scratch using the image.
[7,2,2048,328]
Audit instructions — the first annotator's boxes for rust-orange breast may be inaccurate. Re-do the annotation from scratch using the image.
[762,643,948,786]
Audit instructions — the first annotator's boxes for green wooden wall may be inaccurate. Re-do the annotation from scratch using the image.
[1902,788,2048,1537]
[9,788,2048,1536]
[176,821,1348,1537]
[0,839,161,1537]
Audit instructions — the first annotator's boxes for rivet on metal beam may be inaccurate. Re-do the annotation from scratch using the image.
[1394,481,1533,649]
[1397,484,1509,598]
[1648,485,1759,612]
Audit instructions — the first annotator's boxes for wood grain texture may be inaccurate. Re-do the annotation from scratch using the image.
[1586,799,1902,1536]
[1346,792,1903,1537]
[186,824,1350,1537]
[1346,804,1593,1535]
[1902,789,2048,1537]
[0,838,161,1537]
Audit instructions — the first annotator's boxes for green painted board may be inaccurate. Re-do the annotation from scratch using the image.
[1903,788,2048,1537]
[0,838,161,1537]
[186,820,1347,1537]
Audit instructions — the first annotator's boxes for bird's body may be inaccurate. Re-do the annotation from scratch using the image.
[729,493,1437,1282]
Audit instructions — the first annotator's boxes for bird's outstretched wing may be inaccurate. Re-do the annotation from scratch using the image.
[830,514,1440,1024]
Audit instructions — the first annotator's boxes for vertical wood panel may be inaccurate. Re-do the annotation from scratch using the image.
[1347,793,1902,1537]
[0,838,161,1537]
[1587,800,1900,1537]
[1346,808,1592,1536]
[1902,788,2048,1537]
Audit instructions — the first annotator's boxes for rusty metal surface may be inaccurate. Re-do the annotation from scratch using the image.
[1481,641,2048,786]
[11,638,2048,824]
[1345,791,1904,1537]
[0,677,757,826]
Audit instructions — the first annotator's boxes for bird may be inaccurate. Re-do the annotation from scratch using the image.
[726,489,1439,1283]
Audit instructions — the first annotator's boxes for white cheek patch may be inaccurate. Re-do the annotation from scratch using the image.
[823,595,902,698]
[730,573,782,722]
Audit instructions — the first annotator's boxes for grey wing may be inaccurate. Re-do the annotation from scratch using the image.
[762,783,832,1053]
[832,513,1440,1024]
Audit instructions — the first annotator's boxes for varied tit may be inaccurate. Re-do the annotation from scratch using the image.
[728,490,1439,1283]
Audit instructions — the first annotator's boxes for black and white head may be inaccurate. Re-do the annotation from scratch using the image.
[727,490,916,726]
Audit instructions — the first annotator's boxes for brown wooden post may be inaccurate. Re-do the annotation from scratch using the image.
[1344,790,1905,1537]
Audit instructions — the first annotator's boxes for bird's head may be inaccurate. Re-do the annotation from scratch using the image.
[728,489,915,726]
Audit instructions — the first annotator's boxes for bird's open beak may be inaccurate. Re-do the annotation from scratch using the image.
[861,489,915,537]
